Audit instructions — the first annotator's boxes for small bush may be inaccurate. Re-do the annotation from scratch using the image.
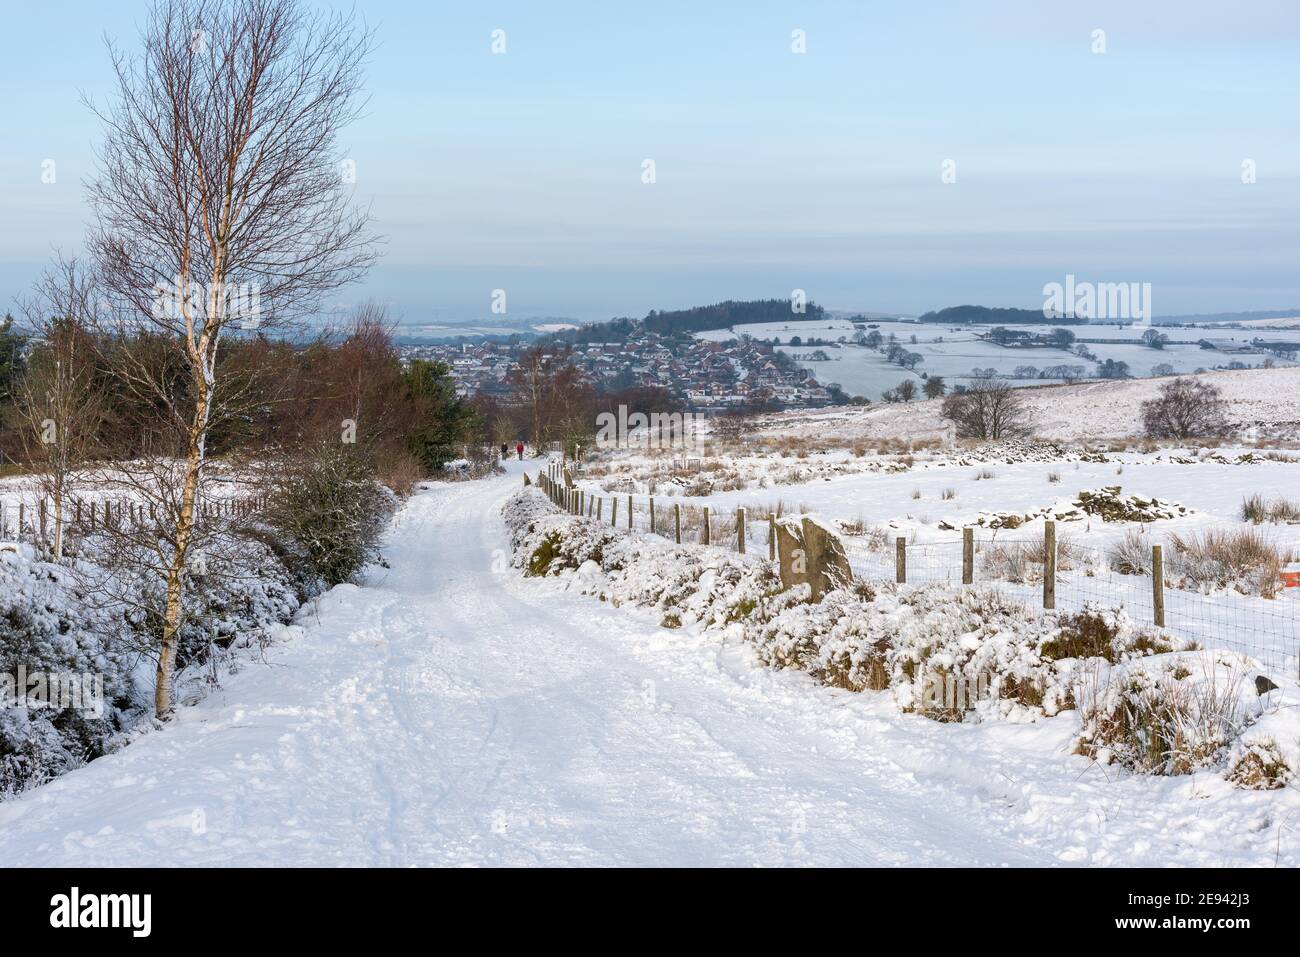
[264,443,396,587]
[1040,609,1170,662]
[1227,739,1292,790]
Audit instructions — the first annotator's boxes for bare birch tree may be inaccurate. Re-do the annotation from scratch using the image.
[86,0,377,717]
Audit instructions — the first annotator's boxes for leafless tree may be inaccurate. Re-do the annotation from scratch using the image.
[85,0,377,717]
[13,256,108,560]
[1140,376,1229,439]
[941,379,1036,439]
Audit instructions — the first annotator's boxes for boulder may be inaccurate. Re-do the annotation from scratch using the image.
[776,516,853,602]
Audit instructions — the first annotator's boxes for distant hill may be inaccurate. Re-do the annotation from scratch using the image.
[642,298,827,336]
[919,305,1085,325]
[550,298,829,344]
[1154,309,1300,326]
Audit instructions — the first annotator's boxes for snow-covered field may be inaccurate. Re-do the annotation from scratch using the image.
[754,365,1300,441]
[696,319,1298,399]
[3,458,1299,866]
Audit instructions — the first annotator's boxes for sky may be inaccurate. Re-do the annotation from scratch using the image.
[1,0,1297,326]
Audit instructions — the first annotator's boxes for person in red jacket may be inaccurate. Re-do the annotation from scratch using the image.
[515,441,524,460]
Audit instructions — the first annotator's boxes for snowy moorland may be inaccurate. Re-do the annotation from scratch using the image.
[755,365,1300,442]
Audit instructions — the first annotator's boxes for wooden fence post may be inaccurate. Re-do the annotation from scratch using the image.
[649,497,656,534]
[962,527,974,585]
[736,507,746,554]
[39,499,47,543]
[1043,521,1057,610]
[769,512,776,561]
[611,496,618,527]
[895,537,906,584]
[674,503,681,544]
[1152,544,1165,627]
[627,495,633,531]
[702,506,711,545]
[597,497,603,521]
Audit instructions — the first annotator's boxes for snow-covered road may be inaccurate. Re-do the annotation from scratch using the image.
[1,461,1293,866]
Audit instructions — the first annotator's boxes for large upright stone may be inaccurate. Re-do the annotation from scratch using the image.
[776,516,853,602]
[563,467,575,487]
[775,519,807,593]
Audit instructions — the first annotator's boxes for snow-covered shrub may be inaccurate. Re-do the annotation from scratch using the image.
[505,490,1173,723]
[2,520,303,799]
[505,488,788,629]
[1227,739,1292,790]
[0,553,129,796]
[263,442,397,587]
[1074,651,1259,775]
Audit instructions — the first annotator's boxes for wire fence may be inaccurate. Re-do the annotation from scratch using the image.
[539,464,1300,678]
[0,494,266,545]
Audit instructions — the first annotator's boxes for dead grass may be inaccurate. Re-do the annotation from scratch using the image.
[1106,529,1153,575]
[1075,662,1247,775]
[981,531,1084,583]
[1167,528,1288,597]
[1241,493,1300,524]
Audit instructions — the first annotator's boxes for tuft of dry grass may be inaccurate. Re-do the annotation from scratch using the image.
[1168,528,1287,598]
[1075,662,1247,776]
[981,531,1083,583]
[1107,529,1153,575]
[1241,493,1300,524]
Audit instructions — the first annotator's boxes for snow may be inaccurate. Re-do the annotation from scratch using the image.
[3,459,1299,866]
[753,365,1300,441]
[694,319,1297,399]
